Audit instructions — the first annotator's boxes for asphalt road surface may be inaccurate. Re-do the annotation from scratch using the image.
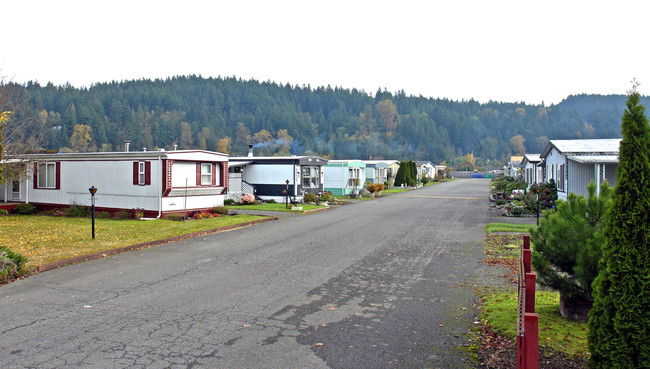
[1,179,492,368]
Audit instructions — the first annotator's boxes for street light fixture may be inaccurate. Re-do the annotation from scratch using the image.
[89,185,97,239]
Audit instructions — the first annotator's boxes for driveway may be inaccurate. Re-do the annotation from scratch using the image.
[0,179,492,368]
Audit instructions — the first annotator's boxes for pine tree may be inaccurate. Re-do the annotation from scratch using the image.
[588,84,650,368]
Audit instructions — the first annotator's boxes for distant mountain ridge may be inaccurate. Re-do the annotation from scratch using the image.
[12,76,641,165]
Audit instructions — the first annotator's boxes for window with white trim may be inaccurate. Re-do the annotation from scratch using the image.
[38,162,57,188]
[201,163,212,185]
[302,166,319,188]
[139,162,146,185]
[557,164,565,191]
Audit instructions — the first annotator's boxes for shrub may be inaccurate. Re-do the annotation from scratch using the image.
[421,176,430,185]
[192,212,203,220]
[65,203,90,217]
[224,199,236,205]
[532,181,612,316]
[239,193,255,205]
[0,246,28,284]
[212,206,229,215]
[495,199,506,206]
[13,203,36,214]
[115,210,133,220]
[164,213,185,221]
[266,199,277,204]
[319,191,332,202]
[96,211,111,219]
[304,193,319,203]
[0,209,9,215]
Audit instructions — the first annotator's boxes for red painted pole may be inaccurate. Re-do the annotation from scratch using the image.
[524,313,539,369]
[525,272,536,313]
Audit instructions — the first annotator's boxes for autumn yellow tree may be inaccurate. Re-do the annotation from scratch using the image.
[69,124,93,152]
[375,99,399,135]
[216,137,232,153]
[460,153,476,171]
[510,134,526,155]
[275,129,293,156]
[179,122,193,149]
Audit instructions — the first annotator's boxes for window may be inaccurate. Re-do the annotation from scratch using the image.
[201,163,212,185]
[139,162,146,185]
[37,162,57,188]
[557,164,565,191]
[348,168,361,187]
[302,166,319,188]
[133,161,151,185]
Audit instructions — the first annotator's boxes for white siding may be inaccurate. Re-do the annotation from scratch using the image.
[244,164,293,184]
[29,160,161,210]
[324,165,348,189]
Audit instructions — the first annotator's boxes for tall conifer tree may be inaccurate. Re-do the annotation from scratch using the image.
[588,82,650,368]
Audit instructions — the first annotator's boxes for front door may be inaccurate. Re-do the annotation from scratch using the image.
[11,180,20,200]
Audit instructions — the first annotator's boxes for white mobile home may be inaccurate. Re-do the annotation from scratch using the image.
[0,150,228,217]
[521,154,543,186]
[228,152,328,202]
[540,139,620,200]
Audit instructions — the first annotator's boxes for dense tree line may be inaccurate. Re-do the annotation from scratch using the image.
[7,75,645,167]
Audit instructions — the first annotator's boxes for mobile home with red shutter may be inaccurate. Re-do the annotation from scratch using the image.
[0,149,228,218]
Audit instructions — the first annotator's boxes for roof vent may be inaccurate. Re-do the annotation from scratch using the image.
[124,140,130,152]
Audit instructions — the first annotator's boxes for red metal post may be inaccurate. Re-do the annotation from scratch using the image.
[524,313,539,369]
[525,272,536,313]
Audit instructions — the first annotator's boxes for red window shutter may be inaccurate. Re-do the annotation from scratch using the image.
[33,162,38,189]
[196,163,202,185]
[133,162,139,185]
[212,163,217,185]
[145,161,151,185]
[222,162,228,190]
[55,162,61,189]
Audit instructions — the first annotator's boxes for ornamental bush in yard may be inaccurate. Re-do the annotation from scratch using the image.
[588,88,650,368]
[531,181,612,320]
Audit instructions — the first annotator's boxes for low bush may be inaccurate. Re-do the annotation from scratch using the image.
[266,199,277,204]
[212,206,229,215]
[319,191,332,202]
[304,193,319,203]
[115,210,133,220]
[0,246,28,284]
[224,199,236,205]
[239,193,255,205]
[13,203,36,214]
[495,199,506,206]
[65,203,90,217]
[421,176,430,185]
[164,213,185,221]
[96,211,111,219]
[0,209,9,215]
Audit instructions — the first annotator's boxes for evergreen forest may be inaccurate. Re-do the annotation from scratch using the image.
[10,75,646,168]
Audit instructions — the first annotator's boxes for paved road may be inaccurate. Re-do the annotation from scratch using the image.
[1,179,492,368]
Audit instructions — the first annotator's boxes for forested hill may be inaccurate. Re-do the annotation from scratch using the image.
[16,76,645,166]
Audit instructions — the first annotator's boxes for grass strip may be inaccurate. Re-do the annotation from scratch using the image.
[0,214,268,268]
[485,222,536,233]
[481,291,589,357]
[226,203,325,212]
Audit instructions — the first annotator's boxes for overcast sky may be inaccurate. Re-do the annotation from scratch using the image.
[3,0,649,105]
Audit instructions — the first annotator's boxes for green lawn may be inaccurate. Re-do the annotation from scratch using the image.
[226,203,326,212]
[481,230,589,359]
[0,214,269,268]
[481,291,589,357]
[485,222,536,233]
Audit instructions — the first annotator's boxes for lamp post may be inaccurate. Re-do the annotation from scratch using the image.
[89,186,97,239]
[285,179,290,209]
[535,187,542,226]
